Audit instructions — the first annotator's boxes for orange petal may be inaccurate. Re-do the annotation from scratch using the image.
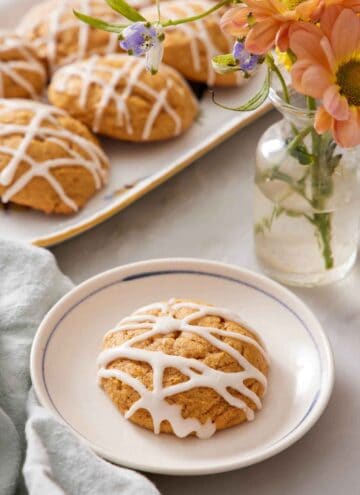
[343,0,360,12]
[314,106,333,133]
[331,8,360,60]
[332,108,360,147]
[245,18,281,54]
[220,6,250,37]
[319,36,336,70]
[323,84,350,120]
[300,65,332,98]
[246,0,285,16]
[289,23,328,66]
[296,0,322,20]
[275,22,291,51]
[291,59,313,93]
[320,5,342,38]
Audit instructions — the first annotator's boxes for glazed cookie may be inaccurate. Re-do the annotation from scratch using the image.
[0,99,109,214]
[48,54,198,142]
[98,299,269,438]
[17,0,124,74]
[0,31,46,99]
[141,0,245,87]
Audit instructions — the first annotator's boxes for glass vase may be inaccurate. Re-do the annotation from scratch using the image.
[254,89,360,287]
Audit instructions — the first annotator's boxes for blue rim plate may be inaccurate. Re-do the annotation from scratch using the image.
[31,258,334,475]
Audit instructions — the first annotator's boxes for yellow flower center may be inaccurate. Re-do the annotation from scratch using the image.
[281,0,304,10]
[276,48,293,70]
[336,58,360,107]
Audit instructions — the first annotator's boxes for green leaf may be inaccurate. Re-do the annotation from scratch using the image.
[289,143,313,165]
[212,54,240,74]
[213,54,237,66]
[285,209,303,218]
[212,67,270,111]
[73,10,128,33]
[105,0,146,21]
[254,204,285,235]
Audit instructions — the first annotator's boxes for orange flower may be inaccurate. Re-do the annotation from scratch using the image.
[289,7,360,147]
[220,0,322,54]
[323,0,360,12]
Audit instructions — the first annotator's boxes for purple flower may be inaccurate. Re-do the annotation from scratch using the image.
[120,22,164,73]
[145,42,164,74]
[120,22,160,56]
[232,41,258,72]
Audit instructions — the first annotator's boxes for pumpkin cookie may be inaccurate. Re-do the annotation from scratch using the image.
[48,54,198,141]
[0,31,46,99]
[141,0,245,87]
[98,298,269,438]
[0,99,109,214]
[17,0,124,74]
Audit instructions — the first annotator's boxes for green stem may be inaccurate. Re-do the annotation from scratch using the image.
[287,126,313,154]
[306,96,316,111]
[161,0,231,26]
[266,53,290,104]
[156,0,161,22]
[75,0,233,33]
[306,97,334,269]
[308,99,327,209]
[258,97,336,270]
[266,55,313,156]
[261,167,311,204]
[312,213,334,269]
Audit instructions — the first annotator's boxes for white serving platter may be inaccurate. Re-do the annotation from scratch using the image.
[0,0,271,246]
[31,258,334,475]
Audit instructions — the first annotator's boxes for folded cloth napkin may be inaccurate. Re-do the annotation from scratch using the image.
[0,240,160,495]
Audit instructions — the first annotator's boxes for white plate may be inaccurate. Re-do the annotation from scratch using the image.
[31,258,334,475]
[0,0,271,247]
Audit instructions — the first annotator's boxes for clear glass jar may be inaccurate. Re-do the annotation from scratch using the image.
[254,89,360,287]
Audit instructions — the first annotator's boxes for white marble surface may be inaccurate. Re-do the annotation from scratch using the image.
[52,110,360,495]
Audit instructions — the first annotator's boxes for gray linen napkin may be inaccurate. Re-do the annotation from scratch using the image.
[0,240,160,495]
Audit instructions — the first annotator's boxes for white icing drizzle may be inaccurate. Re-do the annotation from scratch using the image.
[0,99,108,211]
[98,299,268,439]
[51,55,183,140]
[144,0,244,86]
[0,31,46,99]
[18,0,120,74]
